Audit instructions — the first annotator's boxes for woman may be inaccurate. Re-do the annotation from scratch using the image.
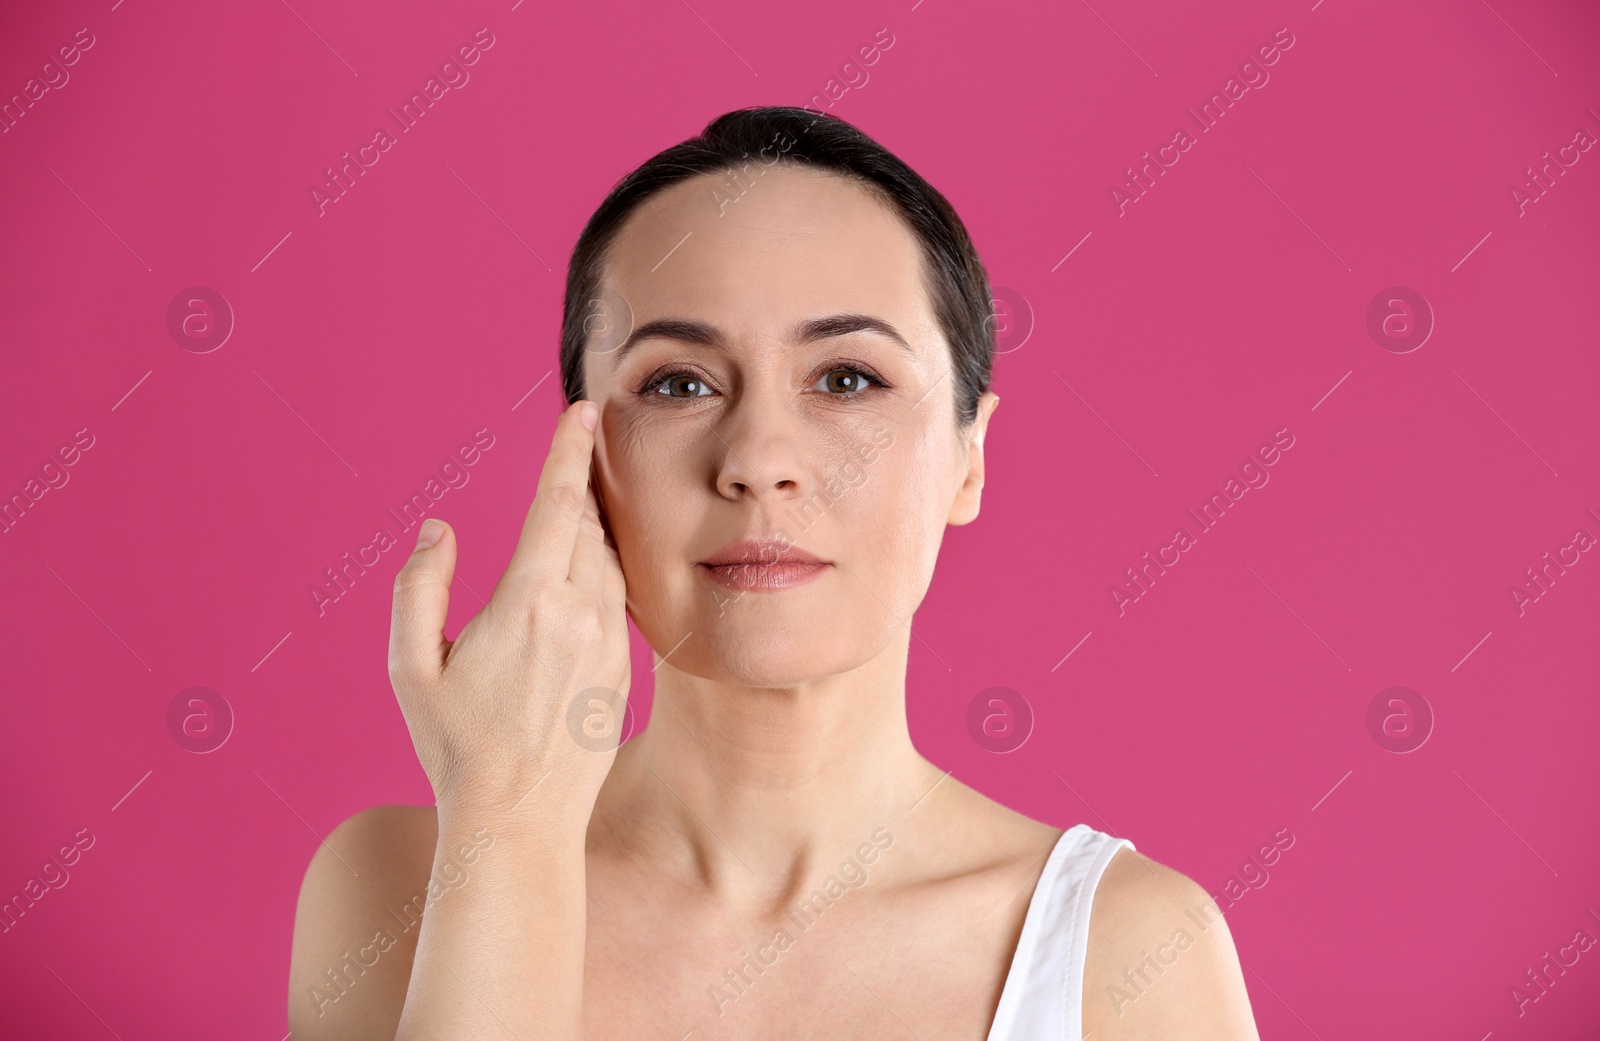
[287,106,1260,1040]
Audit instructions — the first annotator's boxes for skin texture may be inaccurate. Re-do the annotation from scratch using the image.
[287,164,1261,1039]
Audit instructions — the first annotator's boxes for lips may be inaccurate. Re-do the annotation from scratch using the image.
[697,537,832,592]
[699,538,827,566]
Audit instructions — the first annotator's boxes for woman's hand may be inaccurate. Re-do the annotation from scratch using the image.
[386,399,631,822]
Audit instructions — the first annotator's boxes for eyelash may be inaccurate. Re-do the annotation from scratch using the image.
[637,362,889,402]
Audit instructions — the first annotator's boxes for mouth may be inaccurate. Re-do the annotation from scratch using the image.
[696,537,832,592]
[695,560,832,592]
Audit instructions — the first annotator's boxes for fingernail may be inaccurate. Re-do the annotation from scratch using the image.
[579,401,599,431]
[416,518,444,549]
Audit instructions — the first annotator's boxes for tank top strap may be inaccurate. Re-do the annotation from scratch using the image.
[986,823,1137,1041]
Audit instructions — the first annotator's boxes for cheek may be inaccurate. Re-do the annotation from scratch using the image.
[598,408,685,514]
[595,420,708,618]
[823,432,944,573]
[601,455,681,572]
[874,422,959,531]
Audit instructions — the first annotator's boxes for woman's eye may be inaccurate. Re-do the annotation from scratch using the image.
[812,366,883,396]
[819,367,883,396]
[649,373,714,398]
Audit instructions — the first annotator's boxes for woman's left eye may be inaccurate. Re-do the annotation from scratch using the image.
[811,366,885,396]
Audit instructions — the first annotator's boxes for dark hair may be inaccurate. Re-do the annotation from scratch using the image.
[559,105,994,427]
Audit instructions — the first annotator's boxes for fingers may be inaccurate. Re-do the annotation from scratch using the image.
[592,462,628,614]
[587,455,627,614]
[502,401,599,590]
[567,475,608,593]
[389,517,458,685]
[601,538,627,622]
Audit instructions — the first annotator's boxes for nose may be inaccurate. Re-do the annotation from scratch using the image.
[711,399,811,505]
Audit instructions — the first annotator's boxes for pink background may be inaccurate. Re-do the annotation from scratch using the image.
[2,0,1598,1036]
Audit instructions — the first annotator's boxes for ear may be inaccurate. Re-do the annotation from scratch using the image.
[948,392,1000,526]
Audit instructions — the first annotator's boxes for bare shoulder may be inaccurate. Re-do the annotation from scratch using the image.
[287,804,440,1041]
[1081,847,1260,1041]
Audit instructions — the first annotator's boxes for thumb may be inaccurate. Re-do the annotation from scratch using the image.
[388,518,457,684]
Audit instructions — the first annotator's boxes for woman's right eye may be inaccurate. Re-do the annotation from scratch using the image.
[642,370,714,399]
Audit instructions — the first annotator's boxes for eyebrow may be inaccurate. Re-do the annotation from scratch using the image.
[607,312,916,363]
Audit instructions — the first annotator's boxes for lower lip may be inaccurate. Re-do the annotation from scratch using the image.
[696,562,832,591]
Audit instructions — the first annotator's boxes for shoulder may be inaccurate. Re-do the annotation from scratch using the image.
[288,804,439,1040]
[1081,845,1260,1041]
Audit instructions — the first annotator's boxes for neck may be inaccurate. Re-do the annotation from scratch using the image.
[588,632,942,909]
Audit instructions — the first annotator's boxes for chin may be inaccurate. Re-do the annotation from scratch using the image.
[655,616,866,689]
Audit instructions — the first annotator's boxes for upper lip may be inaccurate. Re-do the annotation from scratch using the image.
[699,538,829,566]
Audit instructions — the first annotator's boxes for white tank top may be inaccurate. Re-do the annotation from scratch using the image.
[986,823,1136,1041]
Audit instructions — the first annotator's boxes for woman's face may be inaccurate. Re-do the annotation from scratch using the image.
[584,164,999,688]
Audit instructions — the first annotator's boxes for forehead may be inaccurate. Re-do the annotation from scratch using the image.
[598,165,938,352]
